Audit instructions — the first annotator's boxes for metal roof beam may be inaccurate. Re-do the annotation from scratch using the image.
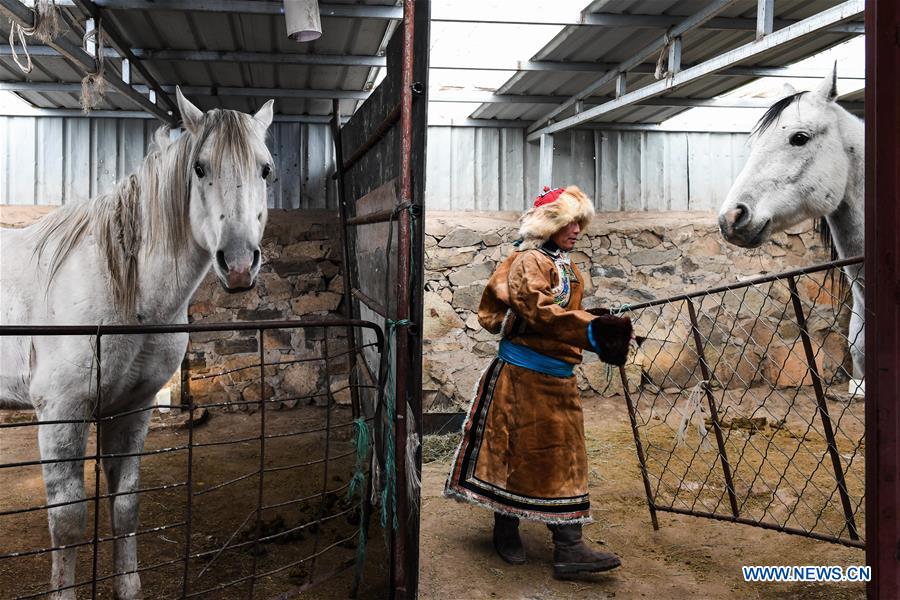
[2,82,863,112]
[0,104,350,123]
[91,0,403,19]
[526,0,865,142]
[1,46,866,80]
[526,0,745,134]
[579,12,862,34]
[71,0,178,116]
[0,0,174,123]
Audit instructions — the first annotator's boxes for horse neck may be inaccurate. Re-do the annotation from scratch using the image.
[824,109,865,260]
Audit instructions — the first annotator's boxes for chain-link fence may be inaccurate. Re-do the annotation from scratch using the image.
[0,319,386,599]
[617,256,865,548]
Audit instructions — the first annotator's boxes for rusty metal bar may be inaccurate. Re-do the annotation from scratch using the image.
[351,288,389,319]
[619,365,659,530]
[90,332,102,600]
[182,395,195,598]
[332,99,362,420]
[309,334,335,583]
[333,103,401,179]
[685,299,740,518]
[787,276,859,540]
[620,256,864,313]
[248,329,267,598]
[657,505,866,549]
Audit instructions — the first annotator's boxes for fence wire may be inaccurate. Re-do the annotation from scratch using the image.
[0,319,385,599]
[616,257,865,548]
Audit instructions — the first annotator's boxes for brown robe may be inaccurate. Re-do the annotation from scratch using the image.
[444,245,599,523]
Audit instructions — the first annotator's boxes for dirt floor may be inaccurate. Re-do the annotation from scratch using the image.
[0,406,389,599]
[419,393,867,600]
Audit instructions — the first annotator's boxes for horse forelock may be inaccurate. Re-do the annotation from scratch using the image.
[32,107,268,318]
[751,91,809,138]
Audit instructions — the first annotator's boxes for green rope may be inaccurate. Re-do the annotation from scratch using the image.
[347,416,370,584]
[380,317,410,531]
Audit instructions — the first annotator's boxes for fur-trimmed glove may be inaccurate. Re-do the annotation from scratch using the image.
[589,315,633,366]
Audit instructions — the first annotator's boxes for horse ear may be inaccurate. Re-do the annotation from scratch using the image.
[176,86,204,133]
[781,82,797,96]
[815,61,839,102]
[253,100,274,131]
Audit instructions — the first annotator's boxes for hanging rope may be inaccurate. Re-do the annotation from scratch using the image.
[675,380,712,451]
[654,29,674,80]
[7,0,63,74]
[379,316,410,530]
[80,22,107,112]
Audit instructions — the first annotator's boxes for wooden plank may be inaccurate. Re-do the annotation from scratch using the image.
[619,132,642,211]
[687,132,713,210]
[640,131,666,210]
[524,135,540,205]
[92,119,118,196]
[499,128,525,211]
[6,117,37,205]
[597,131,619,211]
[551,131,572,189]
[425,127,451,209]
[0,117,7,204]
[64,119,91,204]
[570,129,595,201]
[665,132,690,210]
[119,119,146,179]
[474,128,500,210]
[280,123,302,209]
[36,117,63,205]
[450,127,475,210]
[304,124,329,210]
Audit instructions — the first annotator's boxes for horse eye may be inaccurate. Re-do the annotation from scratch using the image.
[261,164,272,179]
[789,132,810,147]
[193,162,206,178]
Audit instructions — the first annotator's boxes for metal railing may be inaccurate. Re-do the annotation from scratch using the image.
[0,318,385,598]
[617,257,865,548]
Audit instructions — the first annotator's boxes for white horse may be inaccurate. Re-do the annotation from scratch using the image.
[718,65,865,390]
[0,89,274,599]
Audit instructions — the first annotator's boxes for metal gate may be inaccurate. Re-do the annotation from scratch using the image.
[618,257,865,548]
[330,1,429,597]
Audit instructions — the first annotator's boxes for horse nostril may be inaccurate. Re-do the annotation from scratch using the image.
[734,203,752,228]
[216,250,228,273]
[251,249,260,270]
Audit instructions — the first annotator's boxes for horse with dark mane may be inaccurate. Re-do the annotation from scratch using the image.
[718,65,864,393]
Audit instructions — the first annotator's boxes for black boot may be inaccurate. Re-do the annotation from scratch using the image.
[548,523,620,577]
[493,513,526,564]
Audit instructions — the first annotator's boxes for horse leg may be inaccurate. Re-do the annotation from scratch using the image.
[849,294,865,386]
[36,405,91,600]
[100,407,152,600]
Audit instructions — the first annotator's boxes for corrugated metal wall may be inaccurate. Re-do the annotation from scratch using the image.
[425,127,752,212]
[0,117,749,212]
[0,117,337,209]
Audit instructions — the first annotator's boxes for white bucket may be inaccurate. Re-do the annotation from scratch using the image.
[284,0,322,42]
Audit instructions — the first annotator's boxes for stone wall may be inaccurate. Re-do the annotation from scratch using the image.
[0,206,349,410]
[423,211,847,412]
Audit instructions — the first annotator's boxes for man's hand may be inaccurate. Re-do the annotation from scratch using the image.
[589,315,633,366]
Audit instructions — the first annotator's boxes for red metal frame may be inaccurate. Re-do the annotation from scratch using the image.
[864,0,900,597]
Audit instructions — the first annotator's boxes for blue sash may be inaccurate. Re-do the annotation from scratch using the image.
[497,339,574,378]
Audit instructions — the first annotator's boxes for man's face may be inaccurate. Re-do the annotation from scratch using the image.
[550,220,581,251]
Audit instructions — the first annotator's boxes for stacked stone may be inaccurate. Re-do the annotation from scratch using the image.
[186,210,351,411]
[423,211,847,412]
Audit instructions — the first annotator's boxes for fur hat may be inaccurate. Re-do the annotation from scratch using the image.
[518,185,594,249]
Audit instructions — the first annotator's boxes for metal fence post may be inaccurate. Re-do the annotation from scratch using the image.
[685,299,740,518]
[787,276,859,540]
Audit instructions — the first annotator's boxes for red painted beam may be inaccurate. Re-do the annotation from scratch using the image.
[865,1,900,597]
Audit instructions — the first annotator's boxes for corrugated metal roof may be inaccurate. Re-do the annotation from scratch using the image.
[470,0,864,124]
[0,1,397,117]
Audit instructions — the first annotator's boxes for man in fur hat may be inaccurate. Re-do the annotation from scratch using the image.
[444,185,633,578]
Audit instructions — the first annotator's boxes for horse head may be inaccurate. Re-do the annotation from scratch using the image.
[176,87,274,291]
[718,64,851,248]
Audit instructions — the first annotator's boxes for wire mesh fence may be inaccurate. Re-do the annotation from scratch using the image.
[0,318,385,599]
[617,256,865,548]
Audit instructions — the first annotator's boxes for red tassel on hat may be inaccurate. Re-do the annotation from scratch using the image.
[534,185,565,208]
